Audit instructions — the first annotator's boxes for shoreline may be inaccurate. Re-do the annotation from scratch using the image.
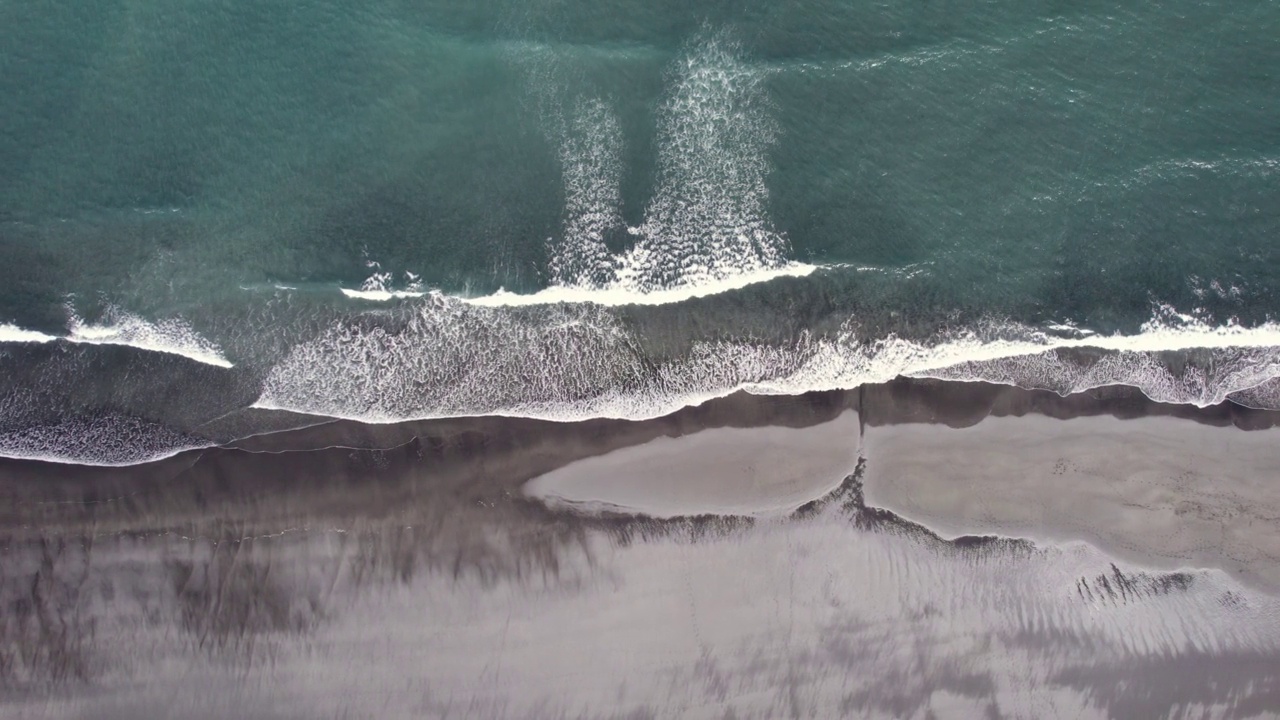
[3,378,1277,510]
[3,378,1277,589]
[6,308,1280,468]
[3,377,1280,715]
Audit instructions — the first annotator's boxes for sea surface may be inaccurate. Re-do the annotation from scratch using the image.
[2,0,1279,463]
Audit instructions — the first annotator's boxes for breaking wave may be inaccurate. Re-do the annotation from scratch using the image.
[615,32,791,291]
[0,306,233,368]
[340,262,427,301]
[0,323,58,344]
[66,305,232,368]
[466,264,817,307]
[470,32,803,307]
[341,33,803,310]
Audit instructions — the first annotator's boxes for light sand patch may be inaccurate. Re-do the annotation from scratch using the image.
[863,415,1280,592]
[524,409,860,517]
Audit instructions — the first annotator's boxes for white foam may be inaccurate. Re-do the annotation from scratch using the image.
[766,316,1280,408]
[340,287,428,301]
[341,267,427,302]
[66,306,233,368]
[1044,320,1096,337]
[888,310,1280,406]
[493,32,797,308]
[465,263,816,307]
[345,34,799,311]
[615,33,789,292]
[1228,376,1280,410]
[2,312,233,367]
[0,414,212,466]
[0,323,58,343]
[254,293,1280,426]
[546,97,624,288]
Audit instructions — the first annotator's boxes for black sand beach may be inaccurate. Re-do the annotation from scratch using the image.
[3,379,1279,718]
[7,1,1280,714]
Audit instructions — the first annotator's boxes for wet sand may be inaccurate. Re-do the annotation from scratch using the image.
[863,414,1280,594]
[2,380,1279,718]
[524,410,861,517]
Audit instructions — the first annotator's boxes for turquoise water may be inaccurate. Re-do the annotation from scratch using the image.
[2,1,1279,462]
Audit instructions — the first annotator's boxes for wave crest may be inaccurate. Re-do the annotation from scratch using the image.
[67,305,233,368]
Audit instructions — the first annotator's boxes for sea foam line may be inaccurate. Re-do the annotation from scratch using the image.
[744,313,1280,408]
[0,311,234,368]
[338,263,817,307]
[0,439,214,468]
[0,323,58,344]
[252,293,1280,428]
[340,287,428,302]
[66,308,233,368]
[466,263,817,307]
[0,401,219,467]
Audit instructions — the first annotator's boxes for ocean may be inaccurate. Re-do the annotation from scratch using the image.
[1,2,1278,458]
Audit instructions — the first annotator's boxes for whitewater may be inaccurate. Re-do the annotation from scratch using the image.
[0,306,234,369]
[264,32,1280,427]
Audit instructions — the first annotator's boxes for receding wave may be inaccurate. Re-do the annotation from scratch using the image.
[253,294,1280,424]
[0,413,212,466]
